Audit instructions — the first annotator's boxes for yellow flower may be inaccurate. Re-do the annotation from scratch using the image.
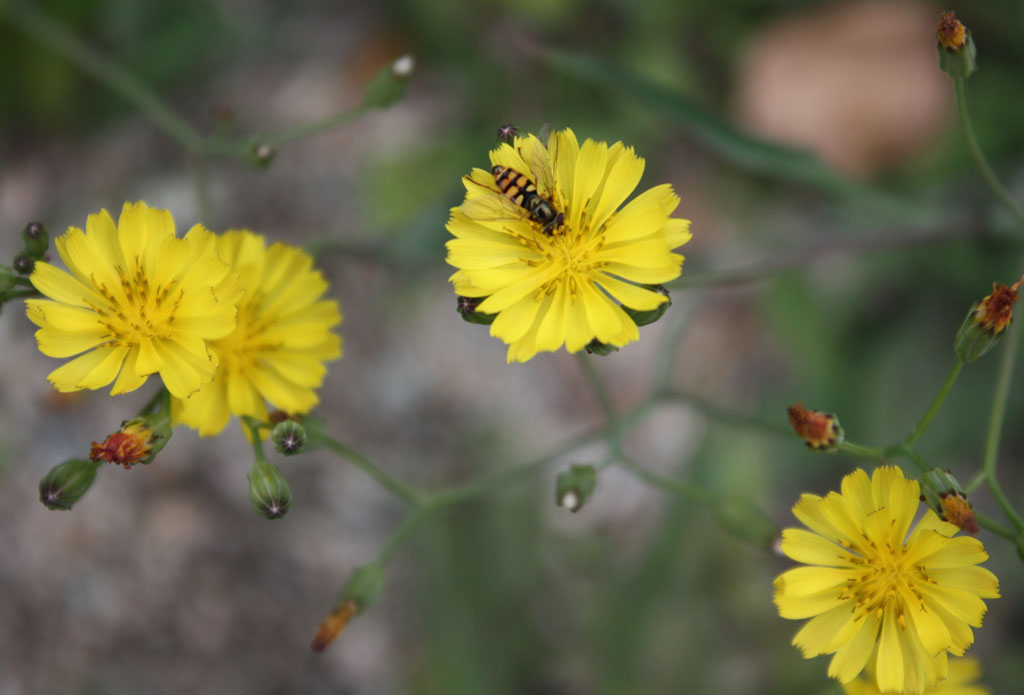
[171,230,342,436]
[26,201,237,398]
[446,128,691,362]
[843,657,987,695]
[774,467,999,694]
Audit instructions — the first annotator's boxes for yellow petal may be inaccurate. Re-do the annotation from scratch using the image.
[779,528,854,567]
[47,346,128,392]
[793,603,858,657]
[827,612,879,682]
[570,139,608,232]
[595,274,667,311]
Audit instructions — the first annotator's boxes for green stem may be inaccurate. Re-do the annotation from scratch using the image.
[903,359,963,449]
[375,508,431,564]
[137,387,167,416]
[964,470,986,495]
[837,441,889,460]
[981,315,1024,532]
[319,435,422,506]
[13,276,35,287]
[254,106,371,147]
[891,445,932,475]
[1,289,39,302]
[954,77,1024,230]
[660,389,791,437]
[973,510,1018,541]
[242,417,268,463]
[576,352,617,423]
[615,455,718,505]
[7,0,206,152]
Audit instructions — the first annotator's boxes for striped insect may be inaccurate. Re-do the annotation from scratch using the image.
[460,126,564,235]
[489,164,563,234]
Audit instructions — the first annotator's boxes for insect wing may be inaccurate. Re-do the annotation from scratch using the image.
[460,187,531,225]
[518,131,557,202]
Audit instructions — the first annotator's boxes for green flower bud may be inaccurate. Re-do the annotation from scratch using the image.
[936,12,977,79]
[955,281,1019,363]
[39,458,101,510]
[0,265,15,294]
[248,460,292,520]
[272,420,307,456]
[361,55,413,109]
[584,339,618,356]
[457,295,496,325]
[622,285,671,327]
[555,464,597,512]
[246,141,276,169]
[21,221,48,259]
[13,251,34,275]
[713,495,781,549]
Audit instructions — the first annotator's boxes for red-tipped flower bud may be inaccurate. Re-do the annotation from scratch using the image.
[311,563,385,652]
[90,414,171,469]
[955,277,1022,363]
[936,12,977,79]
[787,403,843,453]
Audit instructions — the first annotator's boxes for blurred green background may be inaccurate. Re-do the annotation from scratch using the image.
[2,0,1024,693]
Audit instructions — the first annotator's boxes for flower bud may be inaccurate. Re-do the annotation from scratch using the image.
[555,464,598,512]
[361,57,412,109]
[272,420,306,456]
[584,339,619,356]
[936,11,977,79]
[955,279,1021,363]
[0,265,15,294]
[246,141,276,169]
[248,460,292,520]
[13,251,35,275]
[496,123,518,144]
[90,414,171,469]
[21,221,48,259]
[311,563,385,652]
[921,468,979,535]
[39,458,101,510]
[457,295,496,325]
[786,403,843,452]
[622,285,671,327]
[713,495,781,549]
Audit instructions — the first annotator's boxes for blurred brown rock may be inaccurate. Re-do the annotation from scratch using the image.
[734,0,951,177]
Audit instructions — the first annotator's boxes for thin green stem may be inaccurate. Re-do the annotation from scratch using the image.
[981,315,1024,532]
[838,441,889,460]
[576,353,617,423]
[189,155,213,226]
[7,0,206,152]
[615,455,718,505]
[964,470,986,495]
[891,445,932,475]
[319,435,422,506]
[376,508,431,565]
[137,388,167,416]
[954,77,1024,230]
[255,106,371,147]
[242,417,268,463]
[660,389,791,437]
[903,359,963,449]
[973,510,1018,541]
[651,311,690,391]
[13,276,35,287]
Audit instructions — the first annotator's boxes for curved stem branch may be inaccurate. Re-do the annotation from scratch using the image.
[954,77,1024,230]
[319,436,422,506]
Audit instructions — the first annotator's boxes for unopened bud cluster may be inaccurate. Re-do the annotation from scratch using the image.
[787,403,843,453]
[3,221,50,303]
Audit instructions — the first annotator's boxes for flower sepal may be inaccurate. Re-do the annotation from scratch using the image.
[937,12,977,79]
[621,285,671,327]
[921,468,980,535]
[456,296,496,325]
[584,339,619,357]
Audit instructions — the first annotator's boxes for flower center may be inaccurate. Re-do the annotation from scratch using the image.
[843,539,928,627]
[90,263,182,346]
[213,294,279,372]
